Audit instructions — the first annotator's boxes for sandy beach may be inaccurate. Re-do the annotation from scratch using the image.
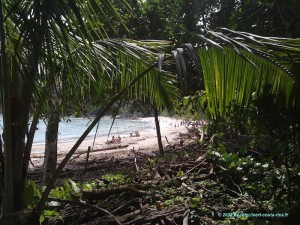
[29,116,189,169]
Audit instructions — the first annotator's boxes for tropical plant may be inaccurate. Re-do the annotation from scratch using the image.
[181,29,300,118]
[0,0,178,222]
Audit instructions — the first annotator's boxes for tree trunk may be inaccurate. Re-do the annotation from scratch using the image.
[153,106,164,155]
[1,31,33,215]
[1,60,34,216]
[43,101,60,185]
[0,0,14,215]
[23,112,40,176]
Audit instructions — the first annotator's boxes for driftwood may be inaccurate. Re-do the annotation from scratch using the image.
[86,144,129,153]
[31,145,130,159]
[82,185,151,200]
[71,144,129,160]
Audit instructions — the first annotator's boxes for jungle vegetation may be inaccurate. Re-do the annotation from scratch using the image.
[0,0,299,224]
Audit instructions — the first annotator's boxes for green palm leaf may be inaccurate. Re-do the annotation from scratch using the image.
[192,29,300,119]
[197,47,297,119]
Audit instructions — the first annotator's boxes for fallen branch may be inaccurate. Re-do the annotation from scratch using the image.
[120,209,142,222]
[82,185,151,200]
[192,166,214,182]
[229,176,243,195]
[82,209,142,225]
[46,197,121,225]
[112,200,138,214]
[132,148,140,172]
[91,144,129,152]
[134,157,139,172]
[181,183,198,193]
[124,208,185,225]
[183,209,190,225]
[71,145,129,160]
[31,145,130,160]
[184,159,206,177]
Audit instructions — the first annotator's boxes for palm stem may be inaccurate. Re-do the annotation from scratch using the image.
[0,0,14,215]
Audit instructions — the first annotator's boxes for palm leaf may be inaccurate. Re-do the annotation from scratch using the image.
[191,29,300,119]
[197,46,297,119]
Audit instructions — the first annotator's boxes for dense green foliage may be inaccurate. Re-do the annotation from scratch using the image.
[1,0,300,224]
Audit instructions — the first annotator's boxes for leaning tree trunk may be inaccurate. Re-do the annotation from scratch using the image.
[23,112,40,176]
[153,105,164,155]
[43,100,60,185]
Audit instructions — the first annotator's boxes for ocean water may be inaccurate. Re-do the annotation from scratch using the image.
[0,116,154,145]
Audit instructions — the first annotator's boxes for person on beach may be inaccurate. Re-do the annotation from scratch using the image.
[135,132,140,137]
[106,136,115,144]
[117,136,121,143]
[112,136,116,143]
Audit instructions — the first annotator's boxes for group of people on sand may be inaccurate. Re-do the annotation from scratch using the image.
[106,135,121,144]
[106,131,140,144]
[130,132,140,137]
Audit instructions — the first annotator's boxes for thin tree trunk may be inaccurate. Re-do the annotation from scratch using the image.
[13,81,35,213]
[43,101,60,185]
[153,105,164,155]
[0,0,14,215]
[23,112,40,176]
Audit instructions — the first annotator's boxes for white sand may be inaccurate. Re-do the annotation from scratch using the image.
[29,117,188,168]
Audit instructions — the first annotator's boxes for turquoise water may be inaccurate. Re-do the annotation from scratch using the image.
[0,117,154,145]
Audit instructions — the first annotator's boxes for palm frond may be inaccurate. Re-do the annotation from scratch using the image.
[206,29,300,82]
[98,39,180,111]
[197,47,296,119]
[190,29,300,119]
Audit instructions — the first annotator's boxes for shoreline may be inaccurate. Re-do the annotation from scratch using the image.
[29,116,188,169]
[30,116,185,146]
[31,116,184,145]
